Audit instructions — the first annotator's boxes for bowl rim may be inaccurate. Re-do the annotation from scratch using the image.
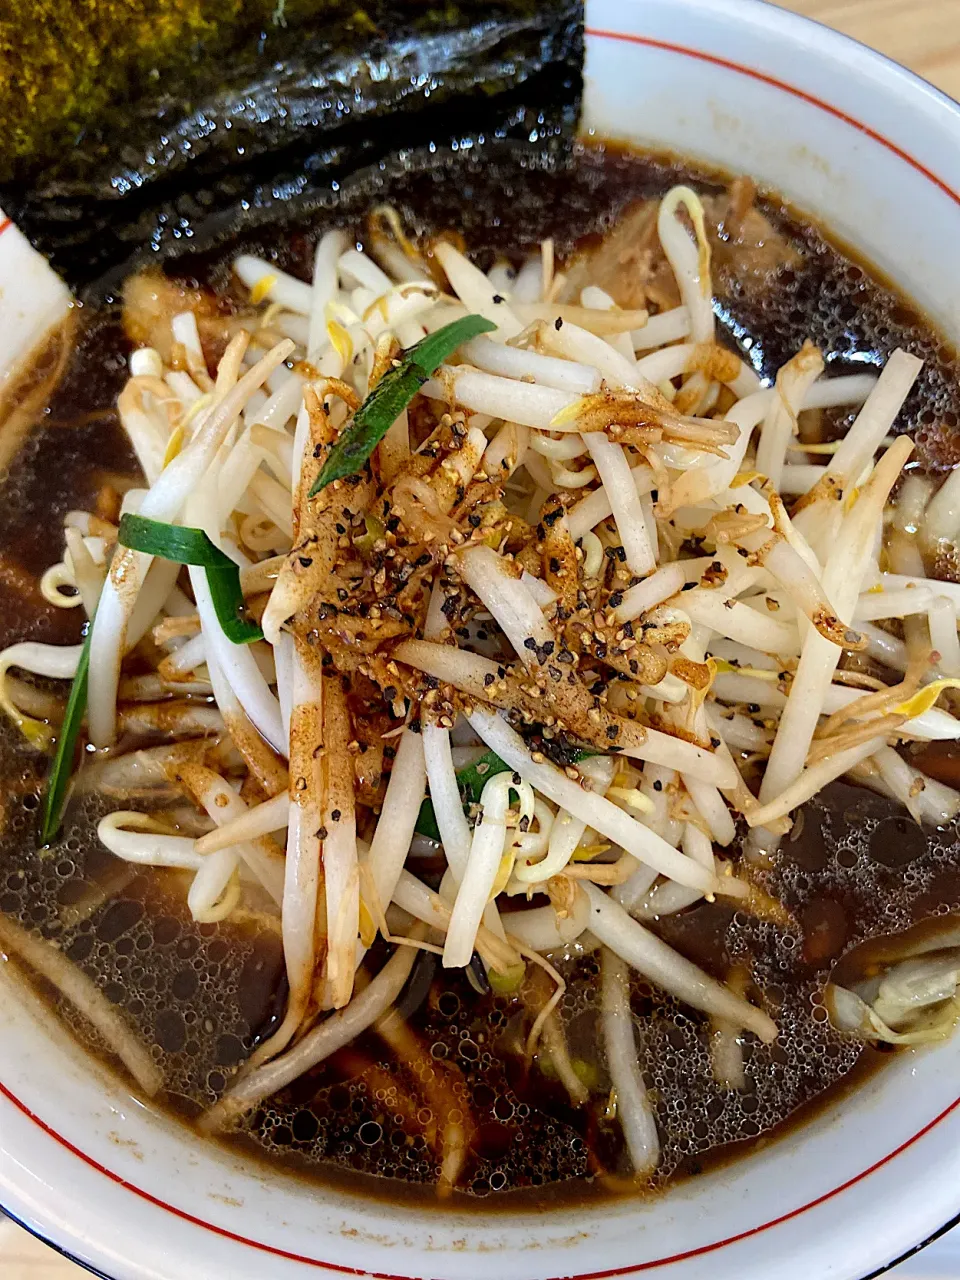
[584,1,960,206]
[4,3,960,1278]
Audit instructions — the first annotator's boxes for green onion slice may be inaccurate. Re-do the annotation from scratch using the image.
[308,313,496,497]
[118,513,262,645]
[415,749,511,840]
[41,621,92,844]
[414,745,595,841]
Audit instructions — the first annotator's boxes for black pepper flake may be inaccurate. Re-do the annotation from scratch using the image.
[549,557,561,574]
[330,809,341,822]
[523,637,538,650]
[409,719,422,734]
[681,582,696,591]
[468,513,481,528]
[541,640,555,656]
[484,673,495,687]
[653,780,663,792]
[336,588,349,602]
[335,523,346,535]
[609,590,624,607]
[595,643,608,659]
[476,629,488,641]
[383,746,397,760]
[710,737,721,748]
[512,772,522,785]
[384,685,398,701]
[492,293,504,304]
[554,316,563,330]
[424,675,440,689]
[316,826,328,840]
[747,703,761,714]
[456,626,470,639]
[606,724,619,739]
[542,506,563,527]
[415,553,432,568]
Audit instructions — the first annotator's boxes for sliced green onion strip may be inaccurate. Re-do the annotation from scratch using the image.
[309,313,496,496]
[41,621,92,844]
[416,749,511,840]
[414,745,594,840]
[118,514,262,644]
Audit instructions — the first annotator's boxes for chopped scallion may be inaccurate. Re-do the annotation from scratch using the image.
[414,745,594,840]
[117,514,262,644]
[309,313,496,496]
[41,621,92,844]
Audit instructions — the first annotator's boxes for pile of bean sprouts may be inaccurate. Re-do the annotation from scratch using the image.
[6,184,960,1186]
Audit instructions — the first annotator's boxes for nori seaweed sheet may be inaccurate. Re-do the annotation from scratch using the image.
[1,0,583,291]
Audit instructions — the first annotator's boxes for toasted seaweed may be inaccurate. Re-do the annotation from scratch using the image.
[1,0,583,288]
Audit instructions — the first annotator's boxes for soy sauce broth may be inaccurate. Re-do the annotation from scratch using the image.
[2,138,960,1206]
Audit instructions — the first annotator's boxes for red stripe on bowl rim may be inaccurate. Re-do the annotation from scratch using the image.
[3,1076,960,1278]
[585,28,960,209]
[4,24,960,1280]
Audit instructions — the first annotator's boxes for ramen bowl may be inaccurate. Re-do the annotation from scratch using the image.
[2,0,960,1276]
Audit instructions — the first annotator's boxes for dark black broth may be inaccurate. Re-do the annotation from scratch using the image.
[3,140,960,1206]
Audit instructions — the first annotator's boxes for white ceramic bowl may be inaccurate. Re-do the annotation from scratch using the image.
[3,1,960,1276]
